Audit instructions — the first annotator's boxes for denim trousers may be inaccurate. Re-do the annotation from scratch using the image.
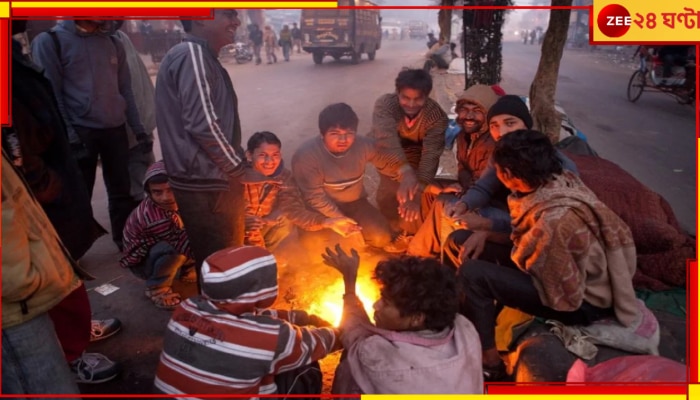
[129,241,188,289]
[2,313,80,396]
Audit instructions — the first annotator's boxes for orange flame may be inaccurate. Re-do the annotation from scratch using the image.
[307,275,380,326]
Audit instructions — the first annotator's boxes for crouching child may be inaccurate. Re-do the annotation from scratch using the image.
[120,160,194,310]
[154,245,340,397]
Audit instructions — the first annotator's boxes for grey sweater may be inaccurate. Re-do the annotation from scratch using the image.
[31,21,145,143]
[292,136,403,218]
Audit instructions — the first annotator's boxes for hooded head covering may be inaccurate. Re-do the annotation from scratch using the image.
[143,160,168,191]
[201,246,278,311]
[487,95,533,129]
[455,84,501,115]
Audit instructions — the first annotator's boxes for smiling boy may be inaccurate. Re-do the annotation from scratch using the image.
[241,131,354,251]
[292,103,415,257]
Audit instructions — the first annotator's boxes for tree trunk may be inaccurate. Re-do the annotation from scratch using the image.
[528,0,572,143]
[438,0,453,43]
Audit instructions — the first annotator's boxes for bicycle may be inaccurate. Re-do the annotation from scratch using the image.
[627,46,695,105]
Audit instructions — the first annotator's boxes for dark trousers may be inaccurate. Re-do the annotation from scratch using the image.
[423,54,449,71]
[298,197,392,261]
[172,181,245,291]
[74,125,136,244]
[459,258,614,350]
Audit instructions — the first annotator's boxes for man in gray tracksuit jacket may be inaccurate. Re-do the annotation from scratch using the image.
[155,10,247,287]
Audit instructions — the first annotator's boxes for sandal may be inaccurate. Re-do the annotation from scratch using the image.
[179,267,197,283]
[145,287,181,310]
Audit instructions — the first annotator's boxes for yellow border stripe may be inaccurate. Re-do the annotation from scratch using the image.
[11,1,337,7]
[690,384,699,399]
[0,2,9,17]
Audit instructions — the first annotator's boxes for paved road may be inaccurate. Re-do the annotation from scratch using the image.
[80,38,692,394]
[499,41,697,235]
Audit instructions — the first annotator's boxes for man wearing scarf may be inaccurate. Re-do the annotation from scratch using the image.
[459,129,639,380]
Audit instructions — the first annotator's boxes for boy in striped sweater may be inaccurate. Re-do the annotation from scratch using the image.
[154,246,339,397]
[121,161,194,310]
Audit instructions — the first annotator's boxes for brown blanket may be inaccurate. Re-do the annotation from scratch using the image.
[566,153,694,290]
[509,171,639,326]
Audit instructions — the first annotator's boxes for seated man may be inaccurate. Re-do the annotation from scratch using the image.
[458,129,639,380]
[242,130,355,252]
[121,161,194,310]
[370,69,448,250]
[657,45,691,79]
[423,38,452,71]
[407,84,500,257]
[323,245,483,394]
[154,245,339,396]
[292,103,416,256]
[443,95,579,266]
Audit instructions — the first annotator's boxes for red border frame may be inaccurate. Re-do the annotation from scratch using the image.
[0,2,697,397]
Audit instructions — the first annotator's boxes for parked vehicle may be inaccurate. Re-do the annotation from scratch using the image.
[407,20,429,40]
[300,0,382,64]
[627,45,695,105]
[220,42,254,64]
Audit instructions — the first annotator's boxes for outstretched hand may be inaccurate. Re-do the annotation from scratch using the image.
[322,244,360,284]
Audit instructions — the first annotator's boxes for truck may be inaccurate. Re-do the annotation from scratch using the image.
[300,0,382,64]
[407,20,429,40]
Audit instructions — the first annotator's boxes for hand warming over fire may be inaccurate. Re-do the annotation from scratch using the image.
[398,198,420,222]
[324,216,361,237]
[322,244,360,295]
[396,169,419,203]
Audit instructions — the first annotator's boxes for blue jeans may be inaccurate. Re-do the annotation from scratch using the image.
[129,241,188,289]
[2,313,80,396]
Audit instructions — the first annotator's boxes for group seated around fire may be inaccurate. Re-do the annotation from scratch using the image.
[149,87,688,392]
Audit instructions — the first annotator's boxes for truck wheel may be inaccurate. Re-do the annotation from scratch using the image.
[367,49,376,61]
[313,52,323,64]
[351,51,360,64]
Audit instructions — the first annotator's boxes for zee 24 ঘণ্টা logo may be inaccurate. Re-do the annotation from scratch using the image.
[596,2,700,40]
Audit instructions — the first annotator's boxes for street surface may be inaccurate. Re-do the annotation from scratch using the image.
[79,38,693,394]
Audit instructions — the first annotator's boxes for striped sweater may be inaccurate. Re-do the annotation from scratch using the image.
[153,298,338,397]
[369,93,448,184]
[242,165,326,231]
[120,197,191,268]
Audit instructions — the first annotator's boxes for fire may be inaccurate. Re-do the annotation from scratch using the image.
[307,275,380,327]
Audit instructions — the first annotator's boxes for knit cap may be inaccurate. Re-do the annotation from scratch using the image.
[455,84,501,114]
[143,160,168,191]
[201,246,278,308]
[487,95,533,129]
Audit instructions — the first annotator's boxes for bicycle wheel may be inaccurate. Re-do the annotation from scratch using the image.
[627,70,645,102]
